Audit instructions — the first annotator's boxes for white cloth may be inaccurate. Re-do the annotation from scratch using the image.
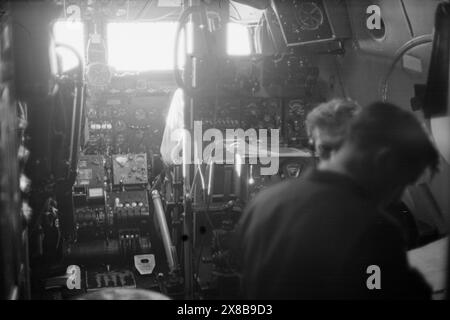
[160,88,185,166]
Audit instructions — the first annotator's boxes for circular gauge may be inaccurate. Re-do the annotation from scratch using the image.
[135,155,146,165]
[282,161,304,179]
[269,101,279,110]
[295,2,324,31]
[86,63,112,87]
[112,106,126,118]
[98,107,109,119]
[87,107,97,119]
[135,108,147,121]
[114,120,127,132]
[289,100,306,116]
[246,102,258,116]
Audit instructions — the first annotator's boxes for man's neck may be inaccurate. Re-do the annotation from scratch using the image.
[317,151,383,207]
[317,154,352,177]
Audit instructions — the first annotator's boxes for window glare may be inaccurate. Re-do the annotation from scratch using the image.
[227,23,251,56]
[107,22,178,72]
[108,21,252,72]
[53,21,85,72]
[53,20,253,73]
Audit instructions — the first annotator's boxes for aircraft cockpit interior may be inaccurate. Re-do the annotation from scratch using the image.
[0,0,449,301]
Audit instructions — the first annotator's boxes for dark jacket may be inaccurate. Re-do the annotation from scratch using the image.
[235,169,431,299]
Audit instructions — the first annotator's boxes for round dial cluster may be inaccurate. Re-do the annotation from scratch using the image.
[294,1,324,31]
[86,63,112,87]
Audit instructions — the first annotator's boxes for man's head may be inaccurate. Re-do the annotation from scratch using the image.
[323,102,439,207]
[306,98,361,160]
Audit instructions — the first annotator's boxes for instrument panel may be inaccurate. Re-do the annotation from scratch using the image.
[285,99,314,146]
[235,148,316,202]
[84,95,168,156]
[241,99,282,131]
[296,1,325,31]
[86,63,112,88]
[194,97,317,148]
[194,98,282,132]
[271,0,334,46]
[75,155,105,187]
[112,153,148,185]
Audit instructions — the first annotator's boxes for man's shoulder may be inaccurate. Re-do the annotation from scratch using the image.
[250,175,313,207]
[376,210,405,236]
[358,209,408,254]
[248,169,365,213]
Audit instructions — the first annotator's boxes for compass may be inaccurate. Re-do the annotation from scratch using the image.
[86,63,112,87]
[295,1,324,31]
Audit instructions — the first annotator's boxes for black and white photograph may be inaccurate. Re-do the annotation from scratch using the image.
[0,0,449,306]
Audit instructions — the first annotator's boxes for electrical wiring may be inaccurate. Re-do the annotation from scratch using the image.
[228,0,242,21]
[138,9,181,22]
[133,0,180,22]
[380,34,433,102]
[135,0,152,20]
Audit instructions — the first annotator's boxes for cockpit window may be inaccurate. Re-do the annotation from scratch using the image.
[107,21,178,72]
[53,20,85,72]
[227,22,252,56]
[106,20,253,72]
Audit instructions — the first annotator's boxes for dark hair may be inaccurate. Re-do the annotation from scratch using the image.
[346,102,439,177]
